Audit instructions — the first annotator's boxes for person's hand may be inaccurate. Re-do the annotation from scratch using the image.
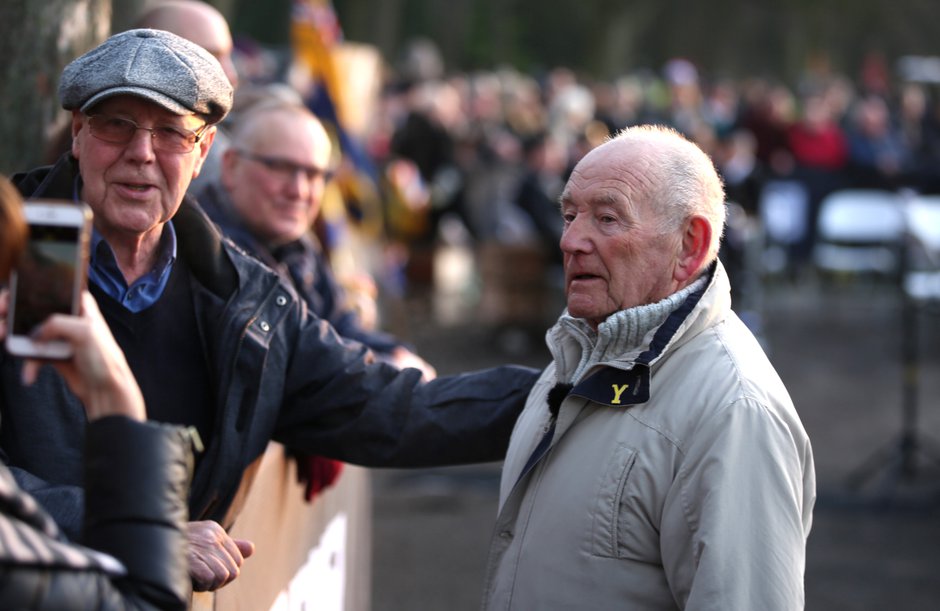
[387,346,437,381]
[2,291,145,422]
[187,520,255,591]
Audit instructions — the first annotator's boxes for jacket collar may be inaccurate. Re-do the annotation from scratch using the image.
[12,153,80,200]
[174,195,239,298]
[543,261,727,441]
[548,260,726,382]
[634,262,716,368]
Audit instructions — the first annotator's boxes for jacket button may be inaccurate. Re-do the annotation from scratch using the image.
[276,295,288,306]
[260,321,271,332]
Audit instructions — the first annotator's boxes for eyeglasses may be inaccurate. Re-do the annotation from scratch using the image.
[86,114,210,154]
[236,150,334,183]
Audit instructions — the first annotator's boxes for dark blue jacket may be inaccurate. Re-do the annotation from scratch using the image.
[1,154,539,538]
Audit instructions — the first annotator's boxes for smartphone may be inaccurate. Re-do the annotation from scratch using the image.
[5,200,92,360]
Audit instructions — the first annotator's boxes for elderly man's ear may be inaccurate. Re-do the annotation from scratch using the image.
[70,110,84,158]
[674,215,712,284]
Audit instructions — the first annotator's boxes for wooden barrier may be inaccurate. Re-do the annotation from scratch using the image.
[192,442,372,611]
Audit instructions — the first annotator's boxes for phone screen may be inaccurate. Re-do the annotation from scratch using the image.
[11,223,81,337]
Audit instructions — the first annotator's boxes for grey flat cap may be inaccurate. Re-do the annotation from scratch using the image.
[59,28,233,124]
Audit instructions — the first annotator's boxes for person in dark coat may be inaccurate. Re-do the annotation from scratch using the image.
[1,29,539,593]
[198,98,435,378]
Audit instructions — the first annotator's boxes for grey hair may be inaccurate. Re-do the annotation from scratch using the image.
[608,125,726,262]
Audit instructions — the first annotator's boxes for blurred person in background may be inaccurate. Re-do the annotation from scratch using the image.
[787,90,849,272]
[512,130,567,266]
[459,72,526,242]
[481,125,814,610]
[136,0,239,88]
[198,96,436,378]
[714,128,766,323]
[895,82,939,193]
[661,58,708,139]
[845,94,910,190]
[737,79,797,178]
[136,0,240,193]
[0,176,197,609]
[389,79,468,251]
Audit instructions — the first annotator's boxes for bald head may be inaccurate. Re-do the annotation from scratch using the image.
[137,0,238,88]
[586,125,726,262]
[559,125,725,324]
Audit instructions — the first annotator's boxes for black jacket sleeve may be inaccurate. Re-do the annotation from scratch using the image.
[274,309,541,467]
[0,417,194,610]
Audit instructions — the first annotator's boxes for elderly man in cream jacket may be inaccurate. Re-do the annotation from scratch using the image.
[482,125,815,610]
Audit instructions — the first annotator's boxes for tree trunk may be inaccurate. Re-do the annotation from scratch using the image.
[0,0,110,176]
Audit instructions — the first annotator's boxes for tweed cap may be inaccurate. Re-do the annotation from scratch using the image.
[59,29,233,125]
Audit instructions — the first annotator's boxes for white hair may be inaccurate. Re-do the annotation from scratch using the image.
[608,124,726,262]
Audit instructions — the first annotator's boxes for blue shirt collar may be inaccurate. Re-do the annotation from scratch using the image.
[88,222,178,312]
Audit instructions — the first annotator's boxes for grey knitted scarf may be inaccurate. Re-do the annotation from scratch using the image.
[552,275,709,385]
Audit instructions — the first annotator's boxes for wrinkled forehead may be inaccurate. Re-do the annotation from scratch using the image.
[563,142,653,206]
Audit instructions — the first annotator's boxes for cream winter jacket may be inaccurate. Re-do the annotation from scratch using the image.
[482,261,815,610]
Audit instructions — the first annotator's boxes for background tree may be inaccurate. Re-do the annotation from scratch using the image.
[0,0,109,175]
[6,0,940,176]
[332,0,940,83]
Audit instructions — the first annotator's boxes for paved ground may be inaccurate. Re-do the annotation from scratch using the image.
[370,266,940,611]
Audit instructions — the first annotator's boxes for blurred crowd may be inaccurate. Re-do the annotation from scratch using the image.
[227,39,940,303]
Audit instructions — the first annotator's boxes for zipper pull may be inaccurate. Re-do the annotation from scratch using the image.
[185,425,205,454]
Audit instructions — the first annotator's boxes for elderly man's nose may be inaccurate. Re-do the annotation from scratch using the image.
[561,217,590,252]
[123,127,157,160]
[283,169,309,197]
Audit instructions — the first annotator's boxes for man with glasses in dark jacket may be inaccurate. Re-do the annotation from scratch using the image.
[1,29,539,592]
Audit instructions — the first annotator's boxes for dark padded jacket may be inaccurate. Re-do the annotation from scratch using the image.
[0,417,193,610]
[2,154,540,538]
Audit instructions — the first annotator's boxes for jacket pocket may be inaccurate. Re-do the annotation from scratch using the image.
[590,442,638,558]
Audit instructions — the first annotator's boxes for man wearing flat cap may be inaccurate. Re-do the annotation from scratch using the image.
[1,28,539,592]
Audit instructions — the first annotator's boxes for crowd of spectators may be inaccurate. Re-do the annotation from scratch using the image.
[232,37,940,317]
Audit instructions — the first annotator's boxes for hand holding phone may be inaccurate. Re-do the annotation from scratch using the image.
[1,288,146,421]
[4,200,92,360]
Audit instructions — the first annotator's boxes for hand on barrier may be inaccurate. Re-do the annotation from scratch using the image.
[187,520,255,591]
